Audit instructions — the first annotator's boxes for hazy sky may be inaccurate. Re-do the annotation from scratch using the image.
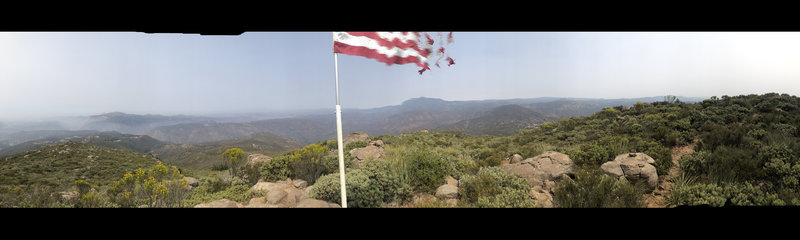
[2,32,800,120]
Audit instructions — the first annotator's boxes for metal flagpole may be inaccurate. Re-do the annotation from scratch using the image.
[333,32,348,208]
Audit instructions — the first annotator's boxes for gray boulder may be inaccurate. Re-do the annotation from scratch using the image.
[510,154,524,164]
[348,145,384,166]
[529,186,554,208]
[293,179,308,188]
[246,154,272,166]
[501,151,575,190]
[600,153,659,192]
[435,176,459,199]
[266,189,288,204]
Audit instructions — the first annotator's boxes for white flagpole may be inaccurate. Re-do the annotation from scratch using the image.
[333,32,348,208]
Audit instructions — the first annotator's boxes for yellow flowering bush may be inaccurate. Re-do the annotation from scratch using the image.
[108,162,190,208]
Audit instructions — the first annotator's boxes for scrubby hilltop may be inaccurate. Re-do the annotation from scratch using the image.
[3,93,797,208]
[0,131,167,157]
[0,142,160,207]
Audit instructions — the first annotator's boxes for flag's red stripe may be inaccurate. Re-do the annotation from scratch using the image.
[345,32,429,56]
[334,41,426,68]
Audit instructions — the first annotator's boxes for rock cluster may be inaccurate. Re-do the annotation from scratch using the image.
[501,151,576,208]
[193,178,340,208]
[600,153,659,192]
[342,132,371,147]
[246,154,272,166]
[345,132,386,166]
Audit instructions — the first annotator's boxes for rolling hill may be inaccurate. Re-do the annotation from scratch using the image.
[439,104,560,136]
[0,142,160,193]
[152,131,303,169]
[0,131,167,157]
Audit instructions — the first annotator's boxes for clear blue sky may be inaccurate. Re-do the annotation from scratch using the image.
[2,32,800,120]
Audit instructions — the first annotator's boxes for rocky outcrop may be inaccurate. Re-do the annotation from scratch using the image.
[601,153,659,192]
[435,176,459,199]
[529,186,554,208]
[501,151,575,208]
[502,151,575,189]
[343,132,371,147]
[510,154,523,164]
[246,154,272,166]
[296,198,341,208]
[194,199,243,208]
[348,145,384,166]
[245,178,339,208]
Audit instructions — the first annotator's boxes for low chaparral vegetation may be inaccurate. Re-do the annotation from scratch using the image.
[1,93,799,208]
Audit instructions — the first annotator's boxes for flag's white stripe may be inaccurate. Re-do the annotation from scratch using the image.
[376,32,418,43]
[334,32,428,62]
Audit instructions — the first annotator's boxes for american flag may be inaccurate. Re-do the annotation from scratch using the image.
[333,32,453,74]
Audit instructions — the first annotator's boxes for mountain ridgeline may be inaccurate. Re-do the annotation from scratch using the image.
[138,96,705,145]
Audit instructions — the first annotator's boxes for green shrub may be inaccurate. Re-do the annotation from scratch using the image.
[240,163,263,185]
[725,182,785,206]
[358,159,413,203]
[572,143,611,166]
[668,183,726,207]
[211,164,229,171]
[205,175,228,193]
[344,141,369,153]
[679,151,711,178]
[553,168,645,208]
[309,170,382,208]
[475,187,533,208]
[475,149,504,167]
[402,145,450,193]
[447,157,479,180]
[323,154,353,175]
[261,155,292,182]
[221,148,246,178]
[290,143,329,184]
[229,176,248,186]
[183,184,251,207]
[459,167,533,208]
[324,139,338,151]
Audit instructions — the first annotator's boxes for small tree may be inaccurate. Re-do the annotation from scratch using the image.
[222,148,246,179]
[291,143,329,184]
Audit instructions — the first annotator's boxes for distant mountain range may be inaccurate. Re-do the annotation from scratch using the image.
[137,96,707,145]
[0,96,708,148]
[81,112,214,134]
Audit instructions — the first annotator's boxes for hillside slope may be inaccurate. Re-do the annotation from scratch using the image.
[0,142,159,192]
[152,131,302,169]
[440,104,559,136]
[0,131,167,157]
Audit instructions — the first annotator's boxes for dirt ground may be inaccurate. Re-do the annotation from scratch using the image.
[643,140,697,208]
